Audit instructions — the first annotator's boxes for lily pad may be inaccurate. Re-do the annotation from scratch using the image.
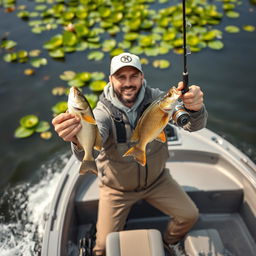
[89,80,107,92]
[68,78,85,88]
[35,121,50,132]
[43,34,63,50]
[30,58,48,68]
[85,94,98,109]
[225,25,240,33]
[20,115,39,128]
[76,72,92,82]
[91,72,105,80]
[152,59,170,69]
[52,86,67,96]
[52,101,68,114]
[29,49,41,57]
[102,39,116,52]
[40,131,52,140]
[49,48,65,58]
[243,25,255,32]
[60,70,76,81]
[14,126,34,138]
[63,31,78,46]
[3,53,17,62]
[24,68,36,76]
[1,40,17,49]
[88,51,104,61]
[226,11,240,18]
[208,40,224,50]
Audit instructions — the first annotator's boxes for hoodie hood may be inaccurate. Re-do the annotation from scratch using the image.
[103,79,147,127]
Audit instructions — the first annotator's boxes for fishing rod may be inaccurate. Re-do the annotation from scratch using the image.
[182,0,189,94]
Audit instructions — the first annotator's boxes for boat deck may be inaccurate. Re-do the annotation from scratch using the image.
[74,153,256,255]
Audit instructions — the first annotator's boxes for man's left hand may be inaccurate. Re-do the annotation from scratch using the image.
[177,81,204,112]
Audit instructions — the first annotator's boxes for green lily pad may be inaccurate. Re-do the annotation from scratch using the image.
[76,41,88,51]
[29,49,41,57]
[30,58,48,68]
[63,31,78,46]
[17,11,30,19]
[85,94,98,109]
[89,80,107,92]
[76,72,92,82]
[74,23,89,37]
[68,78,85,87]
[243,25,255,32]
[14,126,34,138]
[226,11,240,18]
[153,59,170,69]
[225,25,240,33]
[49,48,65,58]
[52,101,68,114]
[208,40,224,50]
[88,51,104,61]
[203,31,217,41]
[130,46,144,55]
[102,39,116,52]
[20,115,39,128]
[3,53,17,62]
[145,47,159,56]
[1,40,17,49]
[139,35,154,47]
[124,32,139,41]
[110,48,124,56]
[35,121,50,132]
[63,11,75,20]
[91,72,105,80]
[60,70,76,81]
[118,41,132,49]
[43,34,63,50]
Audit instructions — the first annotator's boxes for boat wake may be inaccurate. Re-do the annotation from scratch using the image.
[0,151,71,256]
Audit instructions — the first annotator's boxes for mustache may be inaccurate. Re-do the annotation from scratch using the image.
[121,86,137,91]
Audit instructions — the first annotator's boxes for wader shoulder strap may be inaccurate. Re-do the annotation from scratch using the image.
[99,94,127,143]
[99,87,153,143]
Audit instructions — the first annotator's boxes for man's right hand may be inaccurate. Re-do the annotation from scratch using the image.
[52,113,82,145]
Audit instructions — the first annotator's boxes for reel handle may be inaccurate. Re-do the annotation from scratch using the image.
[182,72,189,94]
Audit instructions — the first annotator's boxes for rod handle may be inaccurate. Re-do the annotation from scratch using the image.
[182,72,189,94]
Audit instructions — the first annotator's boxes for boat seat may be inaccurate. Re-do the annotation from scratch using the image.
[185,229,228,256]
[106,229,165,256]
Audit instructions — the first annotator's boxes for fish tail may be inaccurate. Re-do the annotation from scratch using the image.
[79,160,98,175]
[123,146,146,166]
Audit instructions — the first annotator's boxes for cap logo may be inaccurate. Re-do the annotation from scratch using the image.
[120,55,132,63]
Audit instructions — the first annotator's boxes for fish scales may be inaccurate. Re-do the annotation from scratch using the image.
[68,87,102,175]
[123,87,180,166]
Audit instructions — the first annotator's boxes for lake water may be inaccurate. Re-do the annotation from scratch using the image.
[0,0,256,255]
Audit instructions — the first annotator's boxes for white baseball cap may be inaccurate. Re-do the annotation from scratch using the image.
[110,52,143,75]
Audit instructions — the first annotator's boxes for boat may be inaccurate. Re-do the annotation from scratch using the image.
[41,124,256,256]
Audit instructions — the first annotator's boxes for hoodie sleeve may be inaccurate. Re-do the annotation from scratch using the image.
[182,104,208,132]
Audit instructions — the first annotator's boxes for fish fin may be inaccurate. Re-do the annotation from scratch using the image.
[123,146,146,166]
[79,160,98,175]
[156,130,166,143]
[94,128,102,151]
[82,114,96,125]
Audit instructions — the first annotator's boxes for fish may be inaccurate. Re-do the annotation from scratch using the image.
[68,86,102,175]
[123,86,181,166]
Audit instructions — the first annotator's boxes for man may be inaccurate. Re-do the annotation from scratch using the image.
[52,52,207,256]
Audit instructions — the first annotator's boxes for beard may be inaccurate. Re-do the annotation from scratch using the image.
[115,86,139,105]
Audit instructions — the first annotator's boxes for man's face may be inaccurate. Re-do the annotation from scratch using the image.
[109,66,144,107]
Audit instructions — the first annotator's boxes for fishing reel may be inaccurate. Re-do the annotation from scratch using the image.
[172,103,190,127]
